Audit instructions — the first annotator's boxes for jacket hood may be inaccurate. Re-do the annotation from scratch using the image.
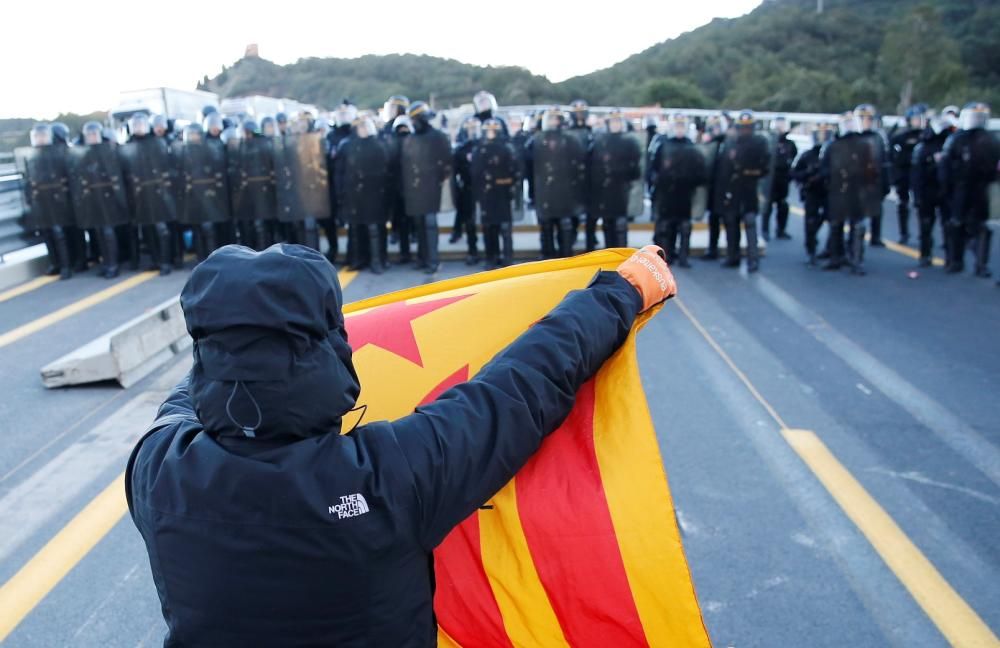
[180,244,360,441]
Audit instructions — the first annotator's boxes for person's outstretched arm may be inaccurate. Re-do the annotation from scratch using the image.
[390,248,674,549]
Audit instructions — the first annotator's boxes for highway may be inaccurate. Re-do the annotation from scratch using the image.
[0,200,997,647]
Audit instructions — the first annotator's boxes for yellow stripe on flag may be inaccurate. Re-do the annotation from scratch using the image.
[479,482,569,647]
[593,310,712,647]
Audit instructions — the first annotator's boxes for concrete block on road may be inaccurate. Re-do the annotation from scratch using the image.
[40,296,191,389]
[0,244,48,292]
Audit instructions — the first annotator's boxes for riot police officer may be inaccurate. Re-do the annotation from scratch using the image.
[648,113,707,267]
[16,123,75,279]
[66,121,130,278]
[791,123,833,265]
[911,108,957,266]
[467,91,510,140]
[939,102,1000,277]
[524,107,587,258]
[451,117,482,261]
[175,124,232,261]
[385,116,413,264]
[260,116,277,139]
[890,105,927,245]
[151,114,173,142]
[699,114,729,261]
[855,104,890,247]
[400,101,452,273]
[275,112,290,138]
[326,101,358,265]
[820,111,882,274]
[716,110,770,272]
[566,100,593,249]
[762,116,798,241]
[587,109,642,250]
[119,112,176,275]
[335,117,389,273]
[471,118,519,269]
[228,119,276,251]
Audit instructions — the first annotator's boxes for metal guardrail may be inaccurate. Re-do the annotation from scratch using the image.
[0,161,38,261]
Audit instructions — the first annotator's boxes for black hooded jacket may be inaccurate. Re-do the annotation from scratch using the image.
[126,244,642,646]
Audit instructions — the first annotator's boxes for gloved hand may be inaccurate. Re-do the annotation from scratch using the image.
[617,245,676,312]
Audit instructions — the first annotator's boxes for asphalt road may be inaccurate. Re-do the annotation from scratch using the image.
[0,201,997,647]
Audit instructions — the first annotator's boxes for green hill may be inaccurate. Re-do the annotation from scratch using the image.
[199,0,997,116]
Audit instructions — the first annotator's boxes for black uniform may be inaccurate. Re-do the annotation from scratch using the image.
[273,132,332,252]
[566,125,594,250]
[525,130,587,258]
[860,130,891,246]
[451,138,479,261]
[587,131,642,249]
[910,127,952,264]
[401,124,452,270]
[175,138,232,261]
[228,135,277,251]
[890,127,923,243]
[127,243,642,648]
[702,133,727,259]
[648,135,707,266]
[471,138,519,267]
[791,144,826,263]
[381,124,411,262]
[714,132,770,270]
[67,142,130,278]
[15,145,76,278]
[119,134,179,274]
[939,128,1000,275]
[325,125,353,263]
[762,133,798,239]
[820,132,883,274]
[334,135,389,273]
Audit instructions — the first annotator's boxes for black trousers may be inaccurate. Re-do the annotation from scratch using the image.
[803,193,826,256]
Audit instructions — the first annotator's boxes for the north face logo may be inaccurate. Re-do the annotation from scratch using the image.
[329,494,370,519]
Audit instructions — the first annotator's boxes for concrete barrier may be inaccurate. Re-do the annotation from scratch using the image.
[0,244,49,292]
[41,296,191,388]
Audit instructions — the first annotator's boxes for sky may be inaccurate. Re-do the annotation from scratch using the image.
[1,1,761,119]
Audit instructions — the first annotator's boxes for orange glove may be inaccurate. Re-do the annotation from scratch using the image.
[617,245,677,312]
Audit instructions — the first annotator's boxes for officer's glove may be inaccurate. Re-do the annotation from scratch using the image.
[617,245,677,313]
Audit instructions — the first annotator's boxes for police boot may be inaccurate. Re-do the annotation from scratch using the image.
[974,227,992,278]
[760,205,772,242]
[744,213,760,273]
[776,201,791,239]
[483,225,500,269]
[870,212,884,247]
[254,220,270,251]
[155,223,173,275]
[368,224,386,274]
[349,225,369,270]
[662,221,678,263]
[70,227,89,273]
[653,219,668,251]
[897,200,910,244]
[539,221,555,260]
[52,226,73,280]
[127,226,141,271]
[300,218,320,252]
[678,221,693,268]
[615,216,628,250]
[197,223,216,262]
[558,217,576,258]
[98,226,120,279]
[585,215,600,252]
[850,223,867,276]
[397,218,412,264]
[822,226,843,270]
[41,230,60,275]
[946,222,965,273]
[702,214,720,260]
[722,216,741,267]
[465,219,480,266]
[424,213,440,274]
[500,221,513,267]
[412,215,428,269]
[171,224,185,269]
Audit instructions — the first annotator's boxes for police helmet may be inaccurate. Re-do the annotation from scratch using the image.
[129,113,150,137]
[203,112,224,134]
[183,123,204,144]
[392,115,413,134]
[569,99,589,126]
[483,118,503,141]
[473,91,499,117]
[82,121,104,145]
[29,123,53,147]
[408,101,435,124]
[959,102,990,130]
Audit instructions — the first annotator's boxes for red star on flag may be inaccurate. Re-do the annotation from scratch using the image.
[345,295,471,367]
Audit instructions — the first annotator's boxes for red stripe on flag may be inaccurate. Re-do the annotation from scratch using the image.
[418,366,470,407]
[515,379,649,647]
[434,514,513,648]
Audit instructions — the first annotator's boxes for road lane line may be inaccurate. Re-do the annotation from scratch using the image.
[0,271,159,350]
[752,274,1000,487]
[338,268,358,289]
[0,472,127,642]
[788,205,945,267]
[784,429,998,647]
[675,296,998,647]
[0,275,60,304]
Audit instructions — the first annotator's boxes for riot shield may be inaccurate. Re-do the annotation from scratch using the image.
[274,132,331,223]
[858,134,885,220]
[588,132,641,219]
[14,146,74,230]
[758,131,778,216]
[119,137,177,225]
[626,131,647,219]
[66,143,129,229]
[532,131,587,222]
[401,129,451,217]
[230,137,276,222]
[711,134,740,218]
[691,141,718,220]
[175,139,231,225]
[472,140,518,225]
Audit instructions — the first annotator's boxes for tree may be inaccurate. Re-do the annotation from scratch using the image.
[639,78,710,108]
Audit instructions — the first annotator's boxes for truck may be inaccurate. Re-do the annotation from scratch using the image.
[108,88,221,132]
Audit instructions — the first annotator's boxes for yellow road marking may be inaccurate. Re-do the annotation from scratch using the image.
[338,268,358,289]
[0,271,159,350]
[0,275,60,305]
[675,296,998,647]
[788,205,945,267]
[783,429,999,647]
[0,473,127,642]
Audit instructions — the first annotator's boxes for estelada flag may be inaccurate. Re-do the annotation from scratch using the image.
[342,249,710,647]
